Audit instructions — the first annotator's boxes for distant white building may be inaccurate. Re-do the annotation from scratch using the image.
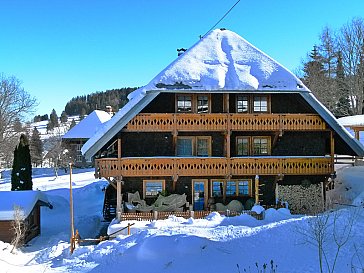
[62,110,112,166]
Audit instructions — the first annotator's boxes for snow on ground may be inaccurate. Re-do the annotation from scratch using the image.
[0,166,364,273]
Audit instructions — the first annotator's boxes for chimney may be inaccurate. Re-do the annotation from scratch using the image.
[105,105,113,115]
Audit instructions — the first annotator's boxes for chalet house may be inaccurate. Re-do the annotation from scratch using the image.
[82,29,364,215]
[62,110,112,167]
[0,191,53,244]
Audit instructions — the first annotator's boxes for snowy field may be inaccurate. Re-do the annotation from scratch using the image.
[0,166,364,273]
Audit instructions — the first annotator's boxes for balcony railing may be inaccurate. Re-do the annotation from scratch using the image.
[96,157,333,178]
[125,113,326,132]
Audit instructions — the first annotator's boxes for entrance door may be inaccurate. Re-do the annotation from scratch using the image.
[192,180,208,211]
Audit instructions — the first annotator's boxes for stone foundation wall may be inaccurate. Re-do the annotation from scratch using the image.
[277,183,324,214]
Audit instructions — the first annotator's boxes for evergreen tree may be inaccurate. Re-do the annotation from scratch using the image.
[334,51,351,117]
[50,109,59,127]
[47,109,59,131]
[70,119,77,129]
[30,127,43,167]
[60,111,68,123]
[11,134,32,191]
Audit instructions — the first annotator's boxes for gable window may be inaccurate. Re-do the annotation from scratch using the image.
[197,95,209,113]
[236,95,249,113]
[253,96,268,112]
[176,94,210,113]
[177,95,192,112]
[236,136,271,156]
[235,95,270,113]
[177,136,211,157]
[143,180,165,198]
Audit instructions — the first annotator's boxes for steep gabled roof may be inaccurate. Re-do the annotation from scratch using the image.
[82,29,364,159]
[63,110,112,140]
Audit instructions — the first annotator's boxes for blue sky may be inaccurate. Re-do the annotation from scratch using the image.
[1,0,363,118]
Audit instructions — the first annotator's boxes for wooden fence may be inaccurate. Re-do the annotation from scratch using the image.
[119,210,264,222]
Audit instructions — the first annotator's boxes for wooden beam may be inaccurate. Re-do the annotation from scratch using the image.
[116,177,122,221]
[255,175,259,205]
[117,138,122,158]
[105,178,117,190]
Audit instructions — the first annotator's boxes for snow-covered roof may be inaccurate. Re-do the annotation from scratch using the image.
[337,115,364,127]
[63,110,112,140]
[141,29,308,92]
[0,191,51,221]
[82,29,364,159]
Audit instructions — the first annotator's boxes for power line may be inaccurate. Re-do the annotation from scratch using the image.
[201,0,241,38]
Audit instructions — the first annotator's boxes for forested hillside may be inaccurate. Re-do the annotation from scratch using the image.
[64,87,137,116]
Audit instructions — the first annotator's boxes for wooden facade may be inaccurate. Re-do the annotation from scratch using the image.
[94,92,341,216]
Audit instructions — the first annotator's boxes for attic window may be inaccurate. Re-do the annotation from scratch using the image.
[177,95,192,112]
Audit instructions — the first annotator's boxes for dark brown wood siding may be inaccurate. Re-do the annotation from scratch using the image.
[141,93,175,113]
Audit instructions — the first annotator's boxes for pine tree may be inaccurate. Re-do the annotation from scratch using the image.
[70,119,77,129]
[11,134,32,191]
[30,127,43,167]
[60,111,68,123]
[50,109,59,127]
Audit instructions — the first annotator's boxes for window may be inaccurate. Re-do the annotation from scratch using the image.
[211,180,224,197]
[177,136,211,157]
[226,181,237,196]
[238,180,250,195]
[197,95,209,113]
[236,136,271,156]
[177,137,193,156]
[143,180,165,198]
[253,96,268,112]
[196,137,210,157]
[236,95,249,113]
[253,137,270,155]
[236,137,249,156]
[177,95,192,112]
[211,179,252,197]
[235,95,270,113]
[176,94,210,113]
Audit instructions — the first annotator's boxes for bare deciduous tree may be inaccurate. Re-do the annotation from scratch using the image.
[337,17,364,115]
[0,74,37,167]
[10,205,27,253]
[297,207,359,273]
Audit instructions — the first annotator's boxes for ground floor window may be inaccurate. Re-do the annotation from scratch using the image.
[143,180,165,198]
[211,179,252,197]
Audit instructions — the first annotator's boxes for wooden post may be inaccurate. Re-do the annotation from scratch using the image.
[69,163,75,254]
[255,175,259,205]
[330,131,335,170]
[116,178,122,221]
[127,223,131,235]
[117,138,122,158]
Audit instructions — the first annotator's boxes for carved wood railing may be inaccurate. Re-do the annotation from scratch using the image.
[96,157,333,178]
[125,113,326,132]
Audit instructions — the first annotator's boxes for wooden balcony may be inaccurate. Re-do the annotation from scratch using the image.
[95,157,333,178]
[125,113,326,132]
